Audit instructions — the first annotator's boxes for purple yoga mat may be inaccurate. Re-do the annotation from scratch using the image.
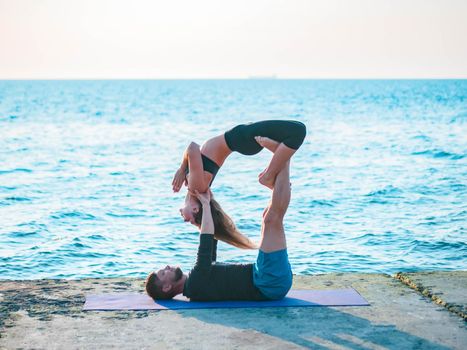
[83,288,369,311]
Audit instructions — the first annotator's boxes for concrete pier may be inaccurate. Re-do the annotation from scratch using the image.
[1,271,466,349]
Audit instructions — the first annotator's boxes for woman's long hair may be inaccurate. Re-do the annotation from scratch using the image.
[193,198,257,249]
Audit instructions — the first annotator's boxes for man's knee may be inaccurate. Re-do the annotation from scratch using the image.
[263,207,284,226]
[268,192,289,218]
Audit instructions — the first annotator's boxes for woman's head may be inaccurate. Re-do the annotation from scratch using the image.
[193,197,257,249]
[179,194,201,226]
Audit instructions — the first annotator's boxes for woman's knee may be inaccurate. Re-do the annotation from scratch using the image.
[284,121,306,150]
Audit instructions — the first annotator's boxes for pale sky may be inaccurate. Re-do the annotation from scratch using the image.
[0,0,466,79]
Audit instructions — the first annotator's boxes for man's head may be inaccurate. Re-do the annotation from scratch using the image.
[145,265,185,300]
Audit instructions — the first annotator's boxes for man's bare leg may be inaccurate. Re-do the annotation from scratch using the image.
[259,160,291,253]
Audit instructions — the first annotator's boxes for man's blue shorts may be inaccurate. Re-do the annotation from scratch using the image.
[253,249,293,300]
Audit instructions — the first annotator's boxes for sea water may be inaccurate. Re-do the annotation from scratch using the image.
[0,80,466,279]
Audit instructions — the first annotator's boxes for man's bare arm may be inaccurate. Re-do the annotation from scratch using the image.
[193,190,214,235]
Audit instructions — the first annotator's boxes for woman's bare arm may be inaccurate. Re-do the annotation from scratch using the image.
[172,143,191,192]
[173,142,209,192]
[186,142,209,192]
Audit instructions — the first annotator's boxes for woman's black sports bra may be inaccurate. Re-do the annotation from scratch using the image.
[186,153,220,187]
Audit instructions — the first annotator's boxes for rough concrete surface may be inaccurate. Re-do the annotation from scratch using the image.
[395,271,467,321]
[0,272,466,350]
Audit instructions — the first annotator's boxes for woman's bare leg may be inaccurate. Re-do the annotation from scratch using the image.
[255,136,296,189]
[255,136,280,153]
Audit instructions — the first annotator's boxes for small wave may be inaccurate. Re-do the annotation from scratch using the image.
[236,220,261,230]
[238,194,262,201]
[409,239,467,251]
[353,233,377,241]
[416,210,467,226]
[70,242,90,249]
[109,171,131,176]
[17,221,48,231]
[353,231,400,245]
[4,196,31,202]
[411,134,432,142]
[449,183,466,191]
[0,168,33,175]
[308,199,336,207]
[450,210,467,221]
[449,112,467,123]
[367,198,391,204]
[365,185,402,198]
[411,149,464,160]
[86,234,108,241]
[0,115,19,121]
[50,211,97,220]
[106,212,146,218]
[37,250,53,255]
[8,230,39,237]
[65,251,108,258]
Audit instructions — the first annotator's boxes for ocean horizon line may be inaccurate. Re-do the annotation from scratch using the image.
[1,77,466,81]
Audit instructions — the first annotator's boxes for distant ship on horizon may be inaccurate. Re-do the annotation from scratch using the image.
[248,75,278,80]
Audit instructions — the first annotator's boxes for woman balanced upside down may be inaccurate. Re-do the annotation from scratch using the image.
[172,120,306,249]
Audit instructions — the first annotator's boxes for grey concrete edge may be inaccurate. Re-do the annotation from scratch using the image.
[393,272,467,321]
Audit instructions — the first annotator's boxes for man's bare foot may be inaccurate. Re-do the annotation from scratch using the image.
[254,136,280,153]
[258,171,275,189]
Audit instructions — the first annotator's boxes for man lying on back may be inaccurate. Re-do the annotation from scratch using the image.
[145,160,293,301]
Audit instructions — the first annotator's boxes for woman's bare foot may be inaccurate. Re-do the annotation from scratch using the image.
[258,171,275,189]
[254,136,280,153]
[254,136,281,189]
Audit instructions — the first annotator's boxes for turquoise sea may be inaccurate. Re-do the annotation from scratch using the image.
[0,80,466,279]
